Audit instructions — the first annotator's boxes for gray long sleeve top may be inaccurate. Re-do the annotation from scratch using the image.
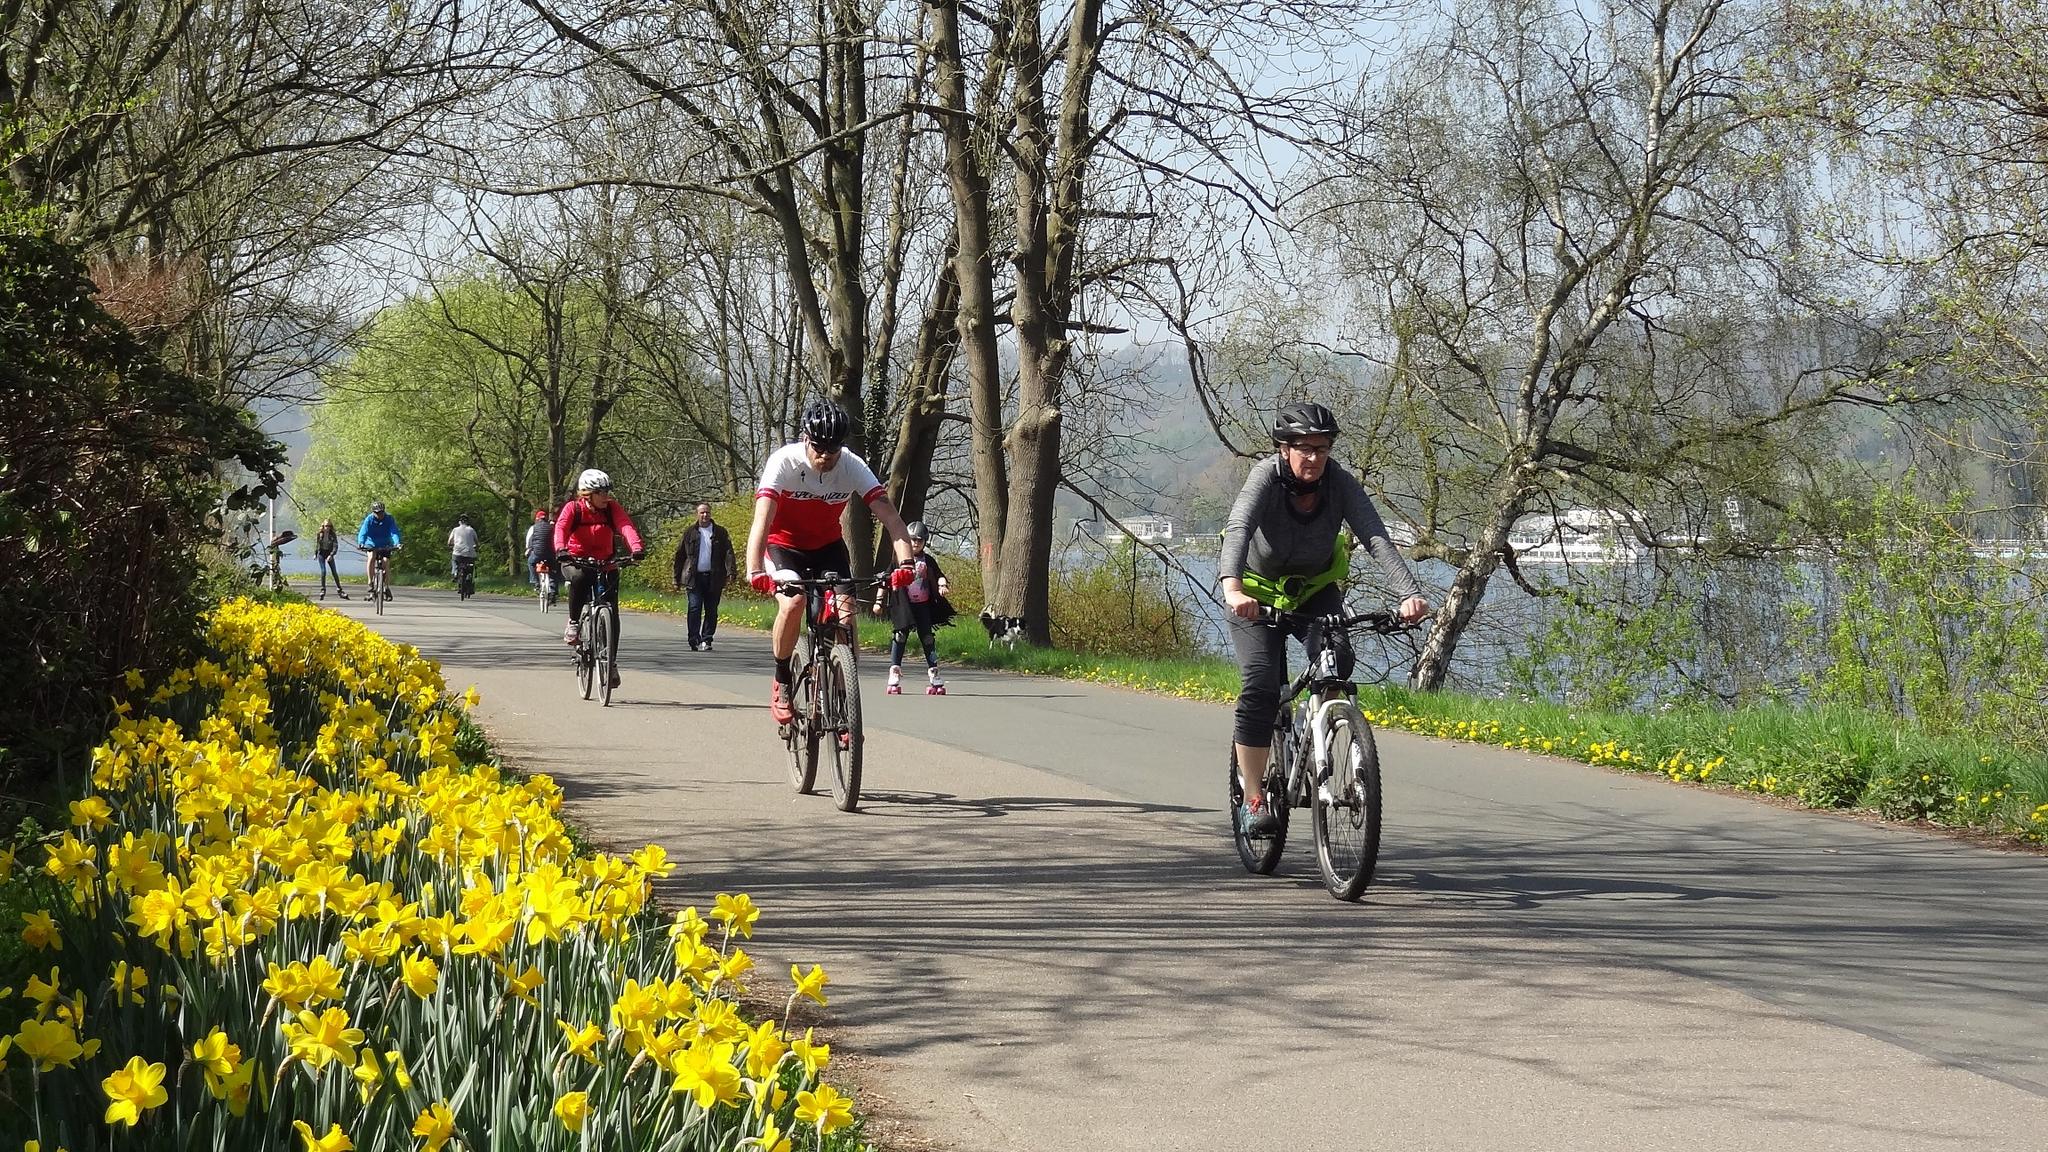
[1220,457,1422,600]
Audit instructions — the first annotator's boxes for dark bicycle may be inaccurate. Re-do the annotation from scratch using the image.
[778,573,883,812]
[561,556,636,706]
[454,555,476,600]
[1228,606,1417,901]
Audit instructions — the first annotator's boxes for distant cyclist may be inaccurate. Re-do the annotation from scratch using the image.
[524,508,555,588]
[357,500,402,601]
[447,514,479,580]
[1220,402,1430,836]
[744,399,918,724]
[555,470,646,684]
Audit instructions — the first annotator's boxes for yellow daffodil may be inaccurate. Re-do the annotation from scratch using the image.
[742,1019,787,1080]
[20,911,61,952]
[792,1028,830,1077]
[750,1120,793,1152]
[554,1091,590,1132]
[790,963,828,1006]
[671,1041,743,1109]
[101,1056,169,1126]
[631,843,675,877]
[401,952,440,999]
[794,1083,854,1134]
[282,1006,364,1069]
[14,1018,85,1070]
[711,893,759,938]
[558,1020,604,1065]
[110,961,148,1006]
[292,1121,354,1152]
[192,1027,242,1090]
[412,1101,459,1151]
[69,796,113,831]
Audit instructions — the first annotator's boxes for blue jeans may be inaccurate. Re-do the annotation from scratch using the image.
[687,571,723,645]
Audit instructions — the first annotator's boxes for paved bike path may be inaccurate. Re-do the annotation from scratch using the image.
[343,590,2048,1151]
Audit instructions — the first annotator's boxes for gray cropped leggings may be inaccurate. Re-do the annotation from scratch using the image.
[1228,583,1342,748]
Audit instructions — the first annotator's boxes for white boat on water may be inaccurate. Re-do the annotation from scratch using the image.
[1508,508,1647,565]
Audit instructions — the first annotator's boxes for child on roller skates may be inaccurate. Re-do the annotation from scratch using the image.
[874,520,955,694]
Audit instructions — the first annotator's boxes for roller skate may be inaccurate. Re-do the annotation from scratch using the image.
[886,666,903,695]
[926,667,945,696]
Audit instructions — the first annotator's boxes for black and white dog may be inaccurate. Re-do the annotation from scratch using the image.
[979,608,1028,649]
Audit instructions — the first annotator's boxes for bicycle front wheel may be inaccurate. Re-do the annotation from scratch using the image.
[785,633,819,794]
[823,641,863,812]
[577,609,596,701]
[373,568,385,616]
[1228,746,1288,874]
[595,606,615,707]
[1313,706,1383,901]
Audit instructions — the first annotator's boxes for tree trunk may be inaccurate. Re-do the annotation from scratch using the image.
[1411,495,1523,689]
[931,0,1011,594]
[881,255,960,547]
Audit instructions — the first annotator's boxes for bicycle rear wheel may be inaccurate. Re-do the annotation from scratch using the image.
[1228,746,1288,874]
[785,633,819,794]
[824,641,863,811]
[1313,707,1382,901]
[595,606,615,707]
[538,573,551,614]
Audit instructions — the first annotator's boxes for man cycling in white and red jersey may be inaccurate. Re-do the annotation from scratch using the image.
[745,399,918,724]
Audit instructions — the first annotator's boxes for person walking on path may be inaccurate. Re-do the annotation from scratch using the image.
[873,520,955,694]
[672,502,737,651]
[314,519,348,600]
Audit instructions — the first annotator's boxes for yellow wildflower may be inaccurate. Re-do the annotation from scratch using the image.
[790,963,829,1006]
[554,1091,590,1132]
[401,953,440,999]
[282,1006,364,1069]
[794,1083,854,1134]
[69,796,113,831]
[102,1056,169,1126]
[15,1018,85,1070]
[412,1102,459,1152]
[671,1041,743,1109]
[292,1121,353,1152]
[791,1028,829,1077]
[21,911,61,952]
[558,1020,604,1065]
[711,893,759,939]
[750,1120,793,1152]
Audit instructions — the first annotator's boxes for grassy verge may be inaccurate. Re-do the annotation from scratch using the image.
[396,573,2048,845]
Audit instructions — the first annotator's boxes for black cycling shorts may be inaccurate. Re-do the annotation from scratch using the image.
[766,541,853,583]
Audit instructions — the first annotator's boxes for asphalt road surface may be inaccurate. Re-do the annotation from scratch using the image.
[340,588,2048,1151]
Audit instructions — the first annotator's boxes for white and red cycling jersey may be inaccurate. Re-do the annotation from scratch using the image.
[755,442,886,551]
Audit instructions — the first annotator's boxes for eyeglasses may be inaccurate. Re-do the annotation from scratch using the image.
[1286,442,1332,458]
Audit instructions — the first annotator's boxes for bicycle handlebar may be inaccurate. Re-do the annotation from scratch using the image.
[558,555,641,570]
[773,573,887,596]
[1255,605,1418,635]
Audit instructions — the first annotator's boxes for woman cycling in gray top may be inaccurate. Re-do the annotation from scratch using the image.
[1220,402,1431,836]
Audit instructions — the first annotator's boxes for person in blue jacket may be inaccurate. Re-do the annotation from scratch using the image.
[357,500,403,601]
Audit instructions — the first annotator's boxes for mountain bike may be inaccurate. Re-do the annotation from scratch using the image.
[365,548,397,616]
[454,555,476,600]
[561,556,636,706]
[1228,606,1415,901]
[777,573,882,812]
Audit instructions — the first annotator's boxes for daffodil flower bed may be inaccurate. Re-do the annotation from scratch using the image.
[3,598,861,1151]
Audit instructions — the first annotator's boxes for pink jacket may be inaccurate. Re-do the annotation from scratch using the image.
[554,497,644,560]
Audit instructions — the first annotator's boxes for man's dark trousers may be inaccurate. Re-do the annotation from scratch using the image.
[688,571,723,646]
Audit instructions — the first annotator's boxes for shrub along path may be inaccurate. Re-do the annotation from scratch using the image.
[349,589,2048,1151]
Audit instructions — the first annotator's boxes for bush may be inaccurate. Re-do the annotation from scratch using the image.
[0,233,281,787]
[1865,761,1958,823]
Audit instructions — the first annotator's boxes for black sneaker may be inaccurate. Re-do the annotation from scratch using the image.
[701,638,714,651]
[1237,794,1280,837]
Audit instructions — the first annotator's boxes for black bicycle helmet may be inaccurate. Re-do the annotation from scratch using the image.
[1271,401,1339,443]
[905,520,930,542]
[802,399,851,450]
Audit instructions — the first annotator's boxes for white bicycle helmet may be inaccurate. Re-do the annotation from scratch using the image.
[576,468,613,492]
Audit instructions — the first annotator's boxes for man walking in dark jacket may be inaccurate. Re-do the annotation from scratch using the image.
[672,503,736,650]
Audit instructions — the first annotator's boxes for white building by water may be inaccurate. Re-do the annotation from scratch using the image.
[1508,508,1646,564]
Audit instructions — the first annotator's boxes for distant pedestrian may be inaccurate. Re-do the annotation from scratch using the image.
[672,503,736,651]
[314,519,348,600]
